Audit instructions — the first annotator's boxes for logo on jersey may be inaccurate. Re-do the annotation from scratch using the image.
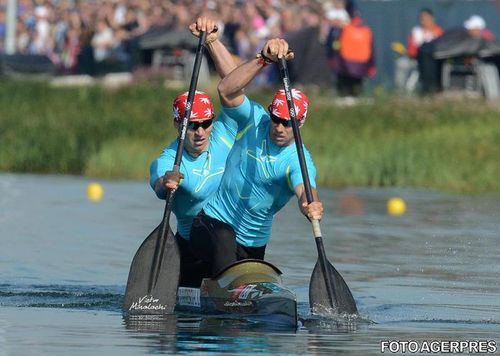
[192,152,224,192]
[246,139,277,179]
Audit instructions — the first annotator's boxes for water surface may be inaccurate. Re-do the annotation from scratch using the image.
[1,174,499,355]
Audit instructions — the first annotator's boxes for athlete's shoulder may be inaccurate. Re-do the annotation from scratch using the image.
[280,143,314,164]
[163,139,179,156]
[210,118,236,151]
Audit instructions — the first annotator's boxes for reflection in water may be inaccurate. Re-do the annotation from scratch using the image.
[339,193,366,216]
[122,311,375,354]
[123,315,178,354]
[123,315,291,354]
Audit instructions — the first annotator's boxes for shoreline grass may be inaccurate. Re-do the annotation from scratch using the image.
[1,79,499,193]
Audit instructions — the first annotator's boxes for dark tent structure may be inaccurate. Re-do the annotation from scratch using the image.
[137,28,198,51]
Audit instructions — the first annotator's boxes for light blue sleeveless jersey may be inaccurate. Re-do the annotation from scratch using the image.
[203,97,317,247]
[150,114,237,239]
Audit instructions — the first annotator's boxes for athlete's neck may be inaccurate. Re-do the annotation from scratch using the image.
[185,145,207,158]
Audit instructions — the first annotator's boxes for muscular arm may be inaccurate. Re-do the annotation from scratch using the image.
[217,58,266,108]
[218,38,294,108]
[206,39,237,79]
[189,17,237,79]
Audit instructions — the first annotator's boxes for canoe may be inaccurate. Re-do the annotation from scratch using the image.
[176,259,297,328]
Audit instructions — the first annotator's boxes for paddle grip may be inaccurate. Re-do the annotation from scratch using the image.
[311,219,322,238]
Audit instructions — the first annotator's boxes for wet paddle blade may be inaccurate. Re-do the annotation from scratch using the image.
[309,260,358,315]
[123,224,180,315]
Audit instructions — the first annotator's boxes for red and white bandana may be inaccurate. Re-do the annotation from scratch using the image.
[269,89,309,122]
[173,91,214,122]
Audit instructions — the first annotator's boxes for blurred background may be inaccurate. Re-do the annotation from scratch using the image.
[1,0,500,192]
[1,0,500,96]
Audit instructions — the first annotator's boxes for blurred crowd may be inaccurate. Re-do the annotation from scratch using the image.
[0,0,357,73]
[1,0,498,98]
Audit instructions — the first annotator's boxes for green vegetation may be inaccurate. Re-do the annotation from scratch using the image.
[1,79,499,193]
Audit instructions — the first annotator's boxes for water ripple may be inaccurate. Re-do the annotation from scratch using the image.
[0,284,123,311]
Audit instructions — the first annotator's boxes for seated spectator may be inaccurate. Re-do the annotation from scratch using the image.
[395,8,443,93]
[418,14,495,95]
[463,15,493,40]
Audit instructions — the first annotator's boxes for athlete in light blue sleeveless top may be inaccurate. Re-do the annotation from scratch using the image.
[190,38,324,276]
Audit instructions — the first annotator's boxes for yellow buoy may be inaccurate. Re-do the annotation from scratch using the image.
[387,197,406,216]
[87,182,104,202]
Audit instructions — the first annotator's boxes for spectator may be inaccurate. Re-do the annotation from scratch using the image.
[60,20,82,73]
[463,15,493,40]
[325,0,350,28]
[325,0,350,58]
[408,9,444,59]
[30,5,52,55]
[16,21,32,54]
[394,8,443,93]
[327,12,376,97]
[91,19,115,62]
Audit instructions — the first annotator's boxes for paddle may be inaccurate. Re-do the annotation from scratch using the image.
[277,57,358,315]
[123,31,208,315]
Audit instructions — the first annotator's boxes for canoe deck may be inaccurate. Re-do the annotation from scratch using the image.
[176,259,297,327]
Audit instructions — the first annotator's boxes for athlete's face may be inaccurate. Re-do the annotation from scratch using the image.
[176,118,214,156]
[269,113,301,147]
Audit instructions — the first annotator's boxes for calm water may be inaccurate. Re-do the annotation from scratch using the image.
[1,173,499,355]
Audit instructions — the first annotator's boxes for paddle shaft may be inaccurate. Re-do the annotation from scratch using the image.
[149,31,208,292]
[277,57,336,308]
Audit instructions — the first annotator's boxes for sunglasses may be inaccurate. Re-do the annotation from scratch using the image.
[270,114,293,128]
[187,119,213,130]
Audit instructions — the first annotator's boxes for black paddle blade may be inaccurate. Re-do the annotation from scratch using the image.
[309,260,358,315]
[123,224,180,315]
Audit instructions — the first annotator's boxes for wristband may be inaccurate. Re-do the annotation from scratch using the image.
[256,52,272,67]
[259,49,274,64]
